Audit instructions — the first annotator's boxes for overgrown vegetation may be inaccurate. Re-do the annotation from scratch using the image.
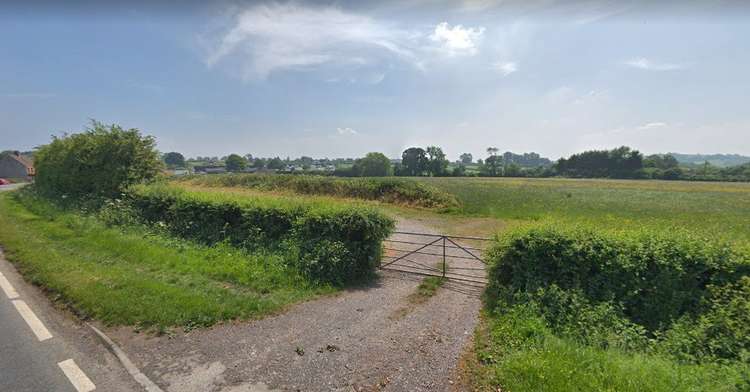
[34,121,162,199]
[180,174,459,209]
[475,225,750,391]
[0,191,333,330]
[127,183,394,285]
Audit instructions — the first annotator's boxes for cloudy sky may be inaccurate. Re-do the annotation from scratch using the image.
[1,0,749,160]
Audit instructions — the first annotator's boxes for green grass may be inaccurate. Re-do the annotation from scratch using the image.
[0,192,333,330]
[178,174,458,208]
[408,276,445,304]
[415,177,750,244]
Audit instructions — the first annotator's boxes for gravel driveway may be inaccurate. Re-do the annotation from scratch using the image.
[110,218,485,392]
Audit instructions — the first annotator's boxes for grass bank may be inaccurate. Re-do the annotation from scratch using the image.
[0,191,334,330]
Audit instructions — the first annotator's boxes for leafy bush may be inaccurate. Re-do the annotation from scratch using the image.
[179,174,458,209]
[126,184,394,285]
[487,225,749,332]
[34,121,161,200]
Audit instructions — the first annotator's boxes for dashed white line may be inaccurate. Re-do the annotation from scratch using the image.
[11,299,53,341]
[0,271,19,299]
[58,359,96,392]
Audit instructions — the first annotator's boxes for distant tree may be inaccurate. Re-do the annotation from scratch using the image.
[352,152,393,177]
[163,152,185,168]
[266,157,285,170]
[556,146,644,179]
[452,165,466,177]
[460,153,473,165]
[401,147,428,176]
[244,153,254,162]
[251,158,265,168]
[504,162,522,177]
[487,147,499,157]
[225,154,248,172]
[484,156,502,176]
[426,146,448,176]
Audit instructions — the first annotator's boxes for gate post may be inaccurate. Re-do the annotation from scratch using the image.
[442,236,446,278]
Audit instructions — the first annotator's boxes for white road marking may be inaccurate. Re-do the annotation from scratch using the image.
[11,300,53,341]
[58,359,96,392]
[0,271,19,299]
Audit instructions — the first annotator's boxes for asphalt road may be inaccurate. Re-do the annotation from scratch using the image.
[0,251,139,392]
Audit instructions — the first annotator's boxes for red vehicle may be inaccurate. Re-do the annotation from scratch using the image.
[0,179,11,185]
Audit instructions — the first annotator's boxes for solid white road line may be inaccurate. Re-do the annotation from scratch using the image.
[0,271,19,299]
[58,359,96,392]
[11,300,53,341]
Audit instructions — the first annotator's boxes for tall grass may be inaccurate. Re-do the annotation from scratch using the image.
[180,174,458,209]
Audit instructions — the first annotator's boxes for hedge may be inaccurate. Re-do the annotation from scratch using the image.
[486,225,750,333]
[127,184,394,285]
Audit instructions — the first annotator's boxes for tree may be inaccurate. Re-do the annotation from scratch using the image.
[460,153,473,165]
[251,158,265,168]
[426,146,448,176]
[401,147,428,176]
[34,120,162,199]
[487,147,499,157]
[163,152,185,168]
[352,152,392,177]
[484,155,502,176]
[225,154,248,172]
[266,157,285,170]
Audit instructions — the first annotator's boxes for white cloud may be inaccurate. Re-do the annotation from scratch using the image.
[637,122,668,131]
[492,61,517,76]
[625,57,685,71]
[429,22,485,56]
[336,127,358,135]
[204,4,419,80]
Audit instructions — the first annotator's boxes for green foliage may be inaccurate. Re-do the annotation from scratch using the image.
[182,174,458,209]
[163,152,186,168]
[425,146,448,176]
[478,225,750,391]
[556,146,644,179]
[351,152,392,177]
[34,121,161,199]
[0,192,331,329]
[225,153,248,172]
[487,225,748,333]
[401,147,428,176]
[126,183,394,285]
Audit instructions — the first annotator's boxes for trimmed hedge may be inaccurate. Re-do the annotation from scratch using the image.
[487,225,750,332]
[180,174,459,209]
[127,184,394,285]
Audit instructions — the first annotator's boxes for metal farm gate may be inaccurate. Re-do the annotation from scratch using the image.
[380,231,491,286]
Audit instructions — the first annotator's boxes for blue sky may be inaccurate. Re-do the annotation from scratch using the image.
[1,0,749,160]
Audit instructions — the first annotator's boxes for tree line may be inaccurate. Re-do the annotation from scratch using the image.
[162,145,750,182]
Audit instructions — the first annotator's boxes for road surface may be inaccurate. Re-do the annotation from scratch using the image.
[0,251,138,391]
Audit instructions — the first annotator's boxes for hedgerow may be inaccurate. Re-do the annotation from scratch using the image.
[180,174,458,209]
[479,225,750,390]
[127,184,394,285]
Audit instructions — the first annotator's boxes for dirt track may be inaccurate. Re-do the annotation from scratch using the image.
[109,219,485,392]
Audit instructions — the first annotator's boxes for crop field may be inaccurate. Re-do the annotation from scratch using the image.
[407,177,750,244]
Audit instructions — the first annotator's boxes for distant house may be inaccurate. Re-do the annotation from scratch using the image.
[0,151,35,181]
[193,165,227,174]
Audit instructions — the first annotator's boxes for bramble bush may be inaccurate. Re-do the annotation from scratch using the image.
[127,184,394,285]
[180,174,458,209]
[34,121,162,200]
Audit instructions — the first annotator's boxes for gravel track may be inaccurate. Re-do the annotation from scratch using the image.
[110,218,485,392]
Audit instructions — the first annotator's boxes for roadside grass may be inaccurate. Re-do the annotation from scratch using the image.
[0,192,334,330]
[474,309,749,392]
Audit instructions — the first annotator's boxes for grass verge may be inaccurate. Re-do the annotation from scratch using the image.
[0,192,334,331]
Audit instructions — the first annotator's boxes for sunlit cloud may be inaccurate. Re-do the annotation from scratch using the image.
[625,57,685,71]
[429,22,485,56]
[492,61,517,76]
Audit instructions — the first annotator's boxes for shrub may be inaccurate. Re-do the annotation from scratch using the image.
[34,121,161,200]
[180,174,458,208]
[487,225,749,332]
[126,184,394,285]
